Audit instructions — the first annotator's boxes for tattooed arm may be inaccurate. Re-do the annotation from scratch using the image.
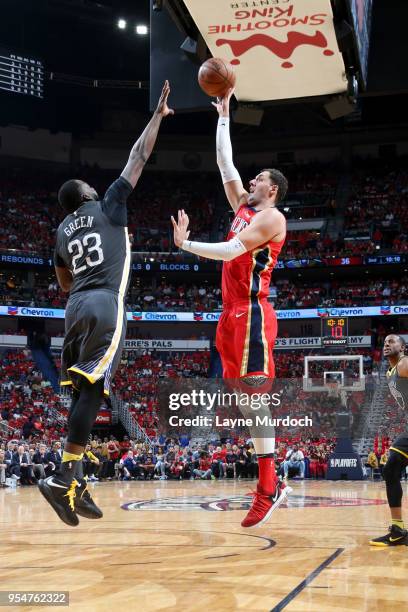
[121,80,174,188]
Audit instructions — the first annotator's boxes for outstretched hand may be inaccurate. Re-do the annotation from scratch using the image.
[171,209,190,248]
[156,80,175,117]
[211,87,235,117]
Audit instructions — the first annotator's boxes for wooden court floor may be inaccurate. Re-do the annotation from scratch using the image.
[1,479,408,612]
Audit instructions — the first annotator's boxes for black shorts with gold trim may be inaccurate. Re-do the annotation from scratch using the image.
[390,435,408,461]
[61,288,127,397]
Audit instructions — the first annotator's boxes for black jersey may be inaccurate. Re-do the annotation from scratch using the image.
[386,359,408,410]
[54,177,133,296]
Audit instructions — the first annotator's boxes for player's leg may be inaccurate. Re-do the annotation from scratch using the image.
[237,302,291,527]
[39,377,104,525]
[237,374,291,528]
[370,449,408,546]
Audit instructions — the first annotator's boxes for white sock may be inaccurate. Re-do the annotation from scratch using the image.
[251,436,275,456]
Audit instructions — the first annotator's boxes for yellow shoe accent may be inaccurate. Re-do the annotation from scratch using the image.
[80,476,90,499]
[64,479,79,511]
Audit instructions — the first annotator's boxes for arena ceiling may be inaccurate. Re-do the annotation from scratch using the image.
[0,0,407,140]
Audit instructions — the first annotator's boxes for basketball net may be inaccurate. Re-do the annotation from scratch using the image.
[326,382,340,398]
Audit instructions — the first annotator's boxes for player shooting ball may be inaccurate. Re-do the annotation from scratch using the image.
[171,87,291,529]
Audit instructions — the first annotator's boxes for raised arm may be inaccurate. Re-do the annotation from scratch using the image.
[172,207,286,262]
[212,88,248,212]
[121,80,174,189]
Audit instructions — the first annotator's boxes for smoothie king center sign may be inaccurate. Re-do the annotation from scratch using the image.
[183,0,347,101]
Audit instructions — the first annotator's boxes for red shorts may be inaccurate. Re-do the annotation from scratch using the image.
[216,299,277,380]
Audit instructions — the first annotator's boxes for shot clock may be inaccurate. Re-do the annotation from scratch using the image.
[321,317,349,347]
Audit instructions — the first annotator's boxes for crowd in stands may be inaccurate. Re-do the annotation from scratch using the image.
[0,349,67,443]
[345,161,408,239]
[1,158,407,267]
[364,434,408,480]
[0,432,336,487]
[0,168,217,259]
[271,277,408,309]
[111,350,210,438]
[2,272,407,311]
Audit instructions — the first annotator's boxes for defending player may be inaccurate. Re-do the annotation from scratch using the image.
[38,81,174,526]
[370,335,408,546]
[171,88,290,528]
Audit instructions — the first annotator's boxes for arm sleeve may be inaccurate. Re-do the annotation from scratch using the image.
[181,236,247,262]
[216,117,241,184]
[101,176,134,226]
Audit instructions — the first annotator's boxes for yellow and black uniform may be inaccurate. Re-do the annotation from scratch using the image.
[369,362,408,546]
[386,361,408,458]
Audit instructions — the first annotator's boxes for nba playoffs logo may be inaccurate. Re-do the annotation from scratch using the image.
[122,494,386,512]
[8,306,18,316]
[380,305,391,315]
[317,308,328,318]
[194,312,204,321]
[132,312,143,321]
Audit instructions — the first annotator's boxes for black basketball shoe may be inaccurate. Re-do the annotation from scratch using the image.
[38,476,79,527]
[369,524,408,546]
[74,478,103,519]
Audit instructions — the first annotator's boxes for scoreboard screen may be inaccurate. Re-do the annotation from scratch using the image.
[347,0,373,87]
[0,49,44,99]
[321,317,349,347]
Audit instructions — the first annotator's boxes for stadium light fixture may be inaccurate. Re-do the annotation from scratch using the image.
[136,24,148,35]
[118,19,127,29]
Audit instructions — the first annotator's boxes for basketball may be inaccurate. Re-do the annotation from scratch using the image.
[198,57,236,98]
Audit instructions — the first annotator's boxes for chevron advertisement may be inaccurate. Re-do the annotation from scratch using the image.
[182,0,346,101]
[0,305,407,320]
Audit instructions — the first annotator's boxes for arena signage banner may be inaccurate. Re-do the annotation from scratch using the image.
[123,339,210,351]
[182,0,347,101]
[2,335,373,350]
[1,305,407,321]
[95,412,111,425]
[275,336,371,349]
[1,252,406,271]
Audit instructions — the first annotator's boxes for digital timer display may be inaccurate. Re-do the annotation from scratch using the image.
[321,317,349,346]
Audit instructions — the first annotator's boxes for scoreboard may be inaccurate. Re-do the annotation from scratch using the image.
[321,317,349,347]
[0,49,44,99]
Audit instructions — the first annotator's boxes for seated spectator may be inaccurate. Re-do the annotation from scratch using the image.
[28,446,45,481]
[11,444,33,485]
[33,443,52,477]
[193,452,214,480]
[83,444,100,481]
[44,443,62,476]
[122,450,141,480]
[0,449,7,486]
[283,444,305,479]
[154,447,168,480]
[211,445,227,478]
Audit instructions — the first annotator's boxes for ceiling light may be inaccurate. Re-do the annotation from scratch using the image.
[136,24,148,35]
[118,19,127,29]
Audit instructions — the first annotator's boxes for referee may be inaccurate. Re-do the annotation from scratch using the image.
[39,81,174,526]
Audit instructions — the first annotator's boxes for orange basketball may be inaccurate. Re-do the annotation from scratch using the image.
[198,58,236,98]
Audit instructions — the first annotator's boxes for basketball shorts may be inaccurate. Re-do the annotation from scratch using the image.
[216,299,277,380]
[390,435,408,461]
[61,288,127,396]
